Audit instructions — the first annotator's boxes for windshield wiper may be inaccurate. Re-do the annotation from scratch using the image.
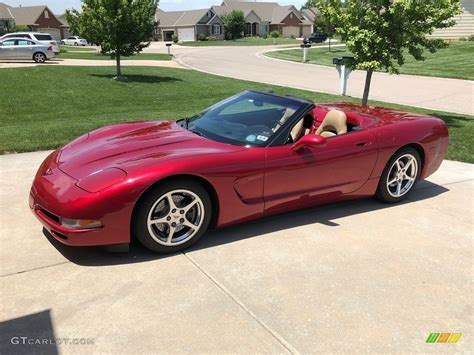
[189,129,207,138]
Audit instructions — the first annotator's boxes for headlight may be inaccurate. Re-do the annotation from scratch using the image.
[61,218,102,229]
[76,167,127,193]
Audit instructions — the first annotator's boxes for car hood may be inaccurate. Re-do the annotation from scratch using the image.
[58,121,244,179]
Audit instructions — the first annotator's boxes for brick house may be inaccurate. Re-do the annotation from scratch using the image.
[0,3,68,40]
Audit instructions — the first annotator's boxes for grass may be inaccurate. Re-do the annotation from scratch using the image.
[265,42,474,80]
[179,37,301,47]
[0,66,472,163]
[59,51,172,61]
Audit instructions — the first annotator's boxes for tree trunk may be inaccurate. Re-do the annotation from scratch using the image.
[115,53,122,80]
[362,69,374,106]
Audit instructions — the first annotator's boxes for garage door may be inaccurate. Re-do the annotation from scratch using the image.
[178,28,195,42]
[37,28,61,41]
[282,26,300,38]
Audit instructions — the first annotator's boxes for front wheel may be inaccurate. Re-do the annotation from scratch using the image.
[132,179,212,253]
[376,148,421,203]
[33,52,46,63]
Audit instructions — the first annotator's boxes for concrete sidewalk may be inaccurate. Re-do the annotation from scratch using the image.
[0,58,184,69]
[0,151,472,353]
[173,45,473,116]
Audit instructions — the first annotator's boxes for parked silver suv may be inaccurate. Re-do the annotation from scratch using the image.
[0,32,59,53]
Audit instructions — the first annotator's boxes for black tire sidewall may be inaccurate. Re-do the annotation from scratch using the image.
[376,148,422,203]
[132,179,212,253]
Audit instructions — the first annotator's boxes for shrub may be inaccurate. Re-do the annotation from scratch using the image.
[468,34,474,41]
[197,33,208,41]
[207,35,218,41]
[172,34,178,43]
[262,33,268,39]
[269,30,280,39]
[459,37,467,41]
[290,34,296,39]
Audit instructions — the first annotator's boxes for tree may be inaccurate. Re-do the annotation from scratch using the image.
[302,0,336,51]
[66,0,158,80]
[316,0,463,106]
[222,10,245,40]
[5,23,30,33]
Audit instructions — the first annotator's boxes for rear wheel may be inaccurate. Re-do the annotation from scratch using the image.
[132,179,212,253]
[376,148,421,203]
[33,52,46,63]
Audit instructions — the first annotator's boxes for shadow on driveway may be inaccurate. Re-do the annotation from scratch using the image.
[43,180,448,267]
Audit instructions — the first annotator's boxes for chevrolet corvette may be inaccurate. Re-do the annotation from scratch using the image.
[30,91,449,253]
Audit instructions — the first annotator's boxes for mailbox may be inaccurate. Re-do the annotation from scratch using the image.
[333,56,355,96]
[300,39,312,62]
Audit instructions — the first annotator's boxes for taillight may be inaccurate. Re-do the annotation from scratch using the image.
[48,46,52,51]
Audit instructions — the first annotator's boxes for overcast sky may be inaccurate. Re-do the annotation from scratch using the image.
[7,0,307,13]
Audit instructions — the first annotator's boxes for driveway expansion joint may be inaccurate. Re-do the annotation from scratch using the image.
[182,252,299,354]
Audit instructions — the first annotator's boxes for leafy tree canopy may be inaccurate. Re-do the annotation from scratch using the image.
[67,0,158,79]
[316,0,463,104]
[222,10,245,40]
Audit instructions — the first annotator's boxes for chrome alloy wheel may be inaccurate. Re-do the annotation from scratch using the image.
[147,189,205,246]
[386,153,418,198]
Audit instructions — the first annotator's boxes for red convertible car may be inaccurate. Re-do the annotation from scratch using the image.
[30,91,448,253]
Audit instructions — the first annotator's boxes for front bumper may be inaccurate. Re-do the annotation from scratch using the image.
[30,151,132,247]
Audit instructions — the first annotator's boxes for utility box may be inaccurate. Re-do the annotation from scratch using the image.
[333,56,355,96]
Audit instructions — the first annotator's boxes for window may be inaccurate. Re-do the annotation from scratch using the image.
[186,91,305,147]
[44,10,49,18]
[213,24,221,35]
[207,10,213,18]
[34,34,53,41]
[17,40,33,46]
[1,40,15,46]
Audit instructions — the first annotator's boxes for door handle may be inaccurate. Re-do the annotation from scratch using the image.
[356,141,368,147]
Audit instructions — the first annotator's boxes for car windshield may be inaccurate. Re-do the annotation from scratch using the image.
[186,91,306,146]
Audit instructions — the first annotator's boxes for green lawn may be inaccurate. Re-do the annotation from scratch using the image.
[60,45,96,52]
[0,66,472,162]
[179,37,301,47]
[58,51,172,61]
[265,42,474,80]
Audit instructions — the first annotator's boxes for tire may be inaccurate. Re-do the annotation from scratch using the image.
[74,42,79,46]
[132,179,212,253]
[376,147,421,203]
[33,52,46,63]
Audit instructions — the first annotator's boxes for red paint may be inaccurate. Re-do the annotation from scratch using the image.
[30,101,448,247]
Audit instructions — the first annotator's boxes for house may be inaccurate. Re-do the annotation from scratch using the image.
[0,2,68,40]
[0,2,14,35]
[431,0,474,39]
[213,1,313,38]
[155,8,224,42]
[301,7,319,24]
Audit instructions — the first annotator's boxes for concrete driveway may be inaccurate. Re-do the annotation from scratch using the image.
[1,151,472,353]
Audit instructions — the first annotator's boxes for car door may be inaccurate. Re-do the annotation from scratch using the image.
[15,39,34,59]
[0,39,16,59]
[263,129,378,213]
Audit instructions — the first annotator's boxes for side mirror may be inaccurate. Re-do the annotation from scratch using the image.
[292,134,326,151]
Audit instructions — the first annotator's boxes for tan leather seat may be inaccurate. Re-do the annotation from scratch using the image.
[315,110,347,138]
[290,115,312,142]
